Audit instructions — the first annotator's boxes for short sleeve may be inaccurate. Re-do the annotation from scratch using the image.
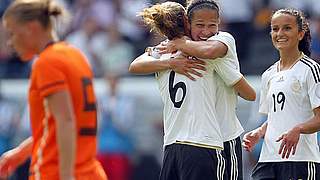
[208,32,234,54]
[212,59,243,86]
[34,56,68,97]
[306,65,320,109]
[208,32,242,86]
[259,72,269,114]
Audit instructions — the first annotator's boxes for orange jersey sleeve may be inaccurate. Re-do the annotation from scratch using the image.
[34,52,69,97]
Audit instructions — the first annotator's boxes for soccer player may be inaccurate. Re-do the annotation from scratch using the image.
[0,0,107,179]
[130,1,255,180]
[156,1,256,179]
[242,8,320,180]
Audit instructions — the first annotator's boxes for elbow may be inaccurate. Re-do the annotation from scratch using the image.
[128,63,138,74]
[128,64,134,73]
[248,93,256,101]
[246,91,256,101]
[240,92,256,101]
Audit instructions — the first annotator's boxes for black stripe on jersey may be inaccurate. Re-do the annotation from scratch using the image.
[304,57,320,82]
[300,58,320,83]
[314,63,320,83]
[305,57,320,82]
[316,63,320,82]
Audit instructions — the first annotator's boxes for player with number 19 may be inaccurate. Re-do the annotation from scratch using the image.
[242,8,320,180]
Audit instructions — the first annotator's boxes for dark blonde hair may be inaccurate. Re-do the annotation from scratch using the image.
[138,2,187,40]
[3,0,68,29]
[272,8,311,56]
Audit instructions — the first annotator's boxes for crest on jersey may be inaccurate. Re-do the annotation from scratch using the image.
[291,78,301,92]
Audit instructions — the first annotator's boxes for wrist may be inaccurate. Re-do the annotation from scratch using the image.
[293,125,303,134]
[167,59,174,69]
[256,127,264,138]
[177,38,188,51]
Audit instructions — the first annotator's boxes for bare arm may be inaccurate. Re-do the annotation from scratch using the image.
[159,36,228,59]
[129,52,172,74]
[129,52,206,80]
[233,77,256,101]
[46,90,76,180]
[0,137,33,178]
[294,107,320,134]
[277,107,320,158]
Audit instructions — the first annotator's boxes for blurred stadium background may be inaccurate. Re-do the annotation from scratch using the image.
[0,0,319,179]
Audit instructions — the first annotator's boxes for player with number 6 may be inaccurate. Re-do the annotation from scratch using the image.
[130,1,255,179]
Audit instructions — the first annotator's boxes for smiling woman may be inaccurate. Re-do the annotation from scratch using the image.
[243,8,320,180]
[130,1,256,180]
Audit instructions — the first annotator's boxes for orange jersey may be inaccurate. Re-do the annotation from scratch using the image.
[28,42,106,179]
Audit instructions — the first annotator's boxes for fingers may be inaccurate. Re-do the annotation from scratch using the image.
[281,143,292,159]
[242,133,254,152]
[187,69,203,78]
[184,73,196,81]
[192,64,206,71]
[278,138,285,155]
[190,58,206,65]
[276,134,284,142]
[242,142,252,152]
[277,136,295,159]
[292,144,297,156]
[281,142,297,159]
[157,46,168,54]
[285,144,293,159]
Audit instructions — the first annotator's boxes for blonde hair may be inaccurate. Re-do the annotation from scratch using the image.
[138,2,187,40]
[3,0,68,29]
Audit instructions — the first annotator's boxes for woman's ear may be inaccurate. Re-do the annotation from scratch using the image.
[298,30,305,41]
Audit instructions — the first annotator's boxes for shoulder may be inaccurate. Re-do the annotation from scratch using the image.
[217,31,235,39]
[298,55,320,82]
[208,31,235,41]
[262,62,277,79]
[35,42,73,68]
[299,55,320,69]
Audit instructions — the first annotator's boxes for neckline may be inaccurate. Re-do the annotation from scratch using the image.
[277,53,304,72]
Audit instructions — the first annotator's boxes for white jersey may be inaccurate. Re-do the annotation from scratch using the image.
[259,54,320,162]
[208,32,244,142]
[156,51,223,149]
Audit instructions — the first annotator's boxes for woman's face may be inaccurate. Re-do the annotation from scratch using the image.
[270,13,304,53]
[190,8,220,41]
[3,17,35,61]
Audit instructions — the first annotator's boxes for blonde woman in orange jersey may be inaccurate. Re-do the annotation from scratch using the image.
[0,0,107,180]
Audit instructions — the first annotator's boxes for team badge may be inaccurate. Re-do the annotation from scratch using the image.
[291,78,301,92]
